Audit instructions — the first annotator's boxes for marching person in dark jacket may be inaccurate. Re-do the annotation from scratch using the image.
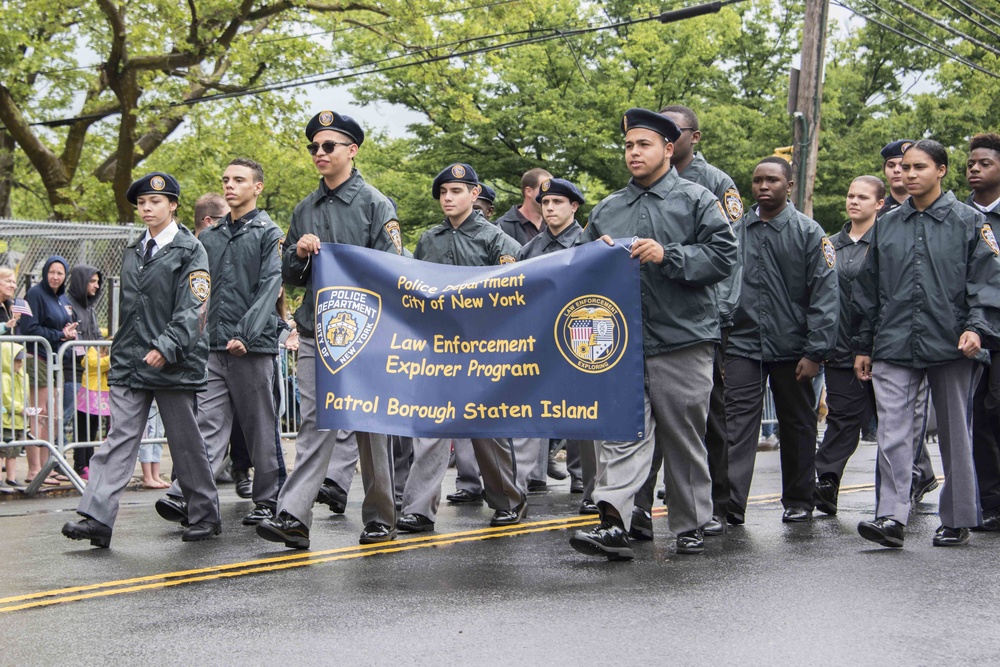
[256,110,401,550]
[966,132,1000,532]
[494,168,551,244]
[154,158,284,531]
[20,255,78,483]
[569,109,736,561]
[63,263,105,476]
[62,172,221,548]
[725,157,839,526]
[812,176,883,514]
[854,139,1000,549]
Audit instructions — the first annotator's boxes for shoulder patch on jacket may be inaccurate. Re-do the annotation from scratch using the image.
[189,271,211,302]
[982,224,1000,256]
[822,237,836,268]
[384,220,403,255]
[723,188,743,222]
[498,254,516,265]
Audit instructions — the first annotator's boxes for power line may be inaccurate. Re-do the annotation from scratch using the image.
[15,1,731,130]
[835,0,1000,79]
[881,0,1000,56]
[940,0,1000,38]
[958,0,1000,28]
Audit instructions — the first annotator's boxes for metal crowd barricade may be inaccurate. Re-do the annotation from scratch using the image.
[0,335,83,494]
[761,385,778,430]
[277,345,301,438]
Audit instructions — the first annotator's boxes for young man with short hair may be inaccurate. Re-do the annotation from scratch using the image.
[494,168,552,244]
[193,192,228,237]
[397,163,526,533]
[154,158,284,530]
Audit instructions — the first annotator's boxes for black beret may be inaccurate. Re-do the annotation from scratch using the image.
[621,108,681,143]
[126,172,180,206]
[306,110,364,145]
[535,177,585,206]
[477,184,497,204]
[432,163,480,199]
[881,139,915,162]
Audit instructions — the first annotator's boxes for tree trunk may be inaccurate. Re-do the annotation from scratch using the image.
[0,131,13,218]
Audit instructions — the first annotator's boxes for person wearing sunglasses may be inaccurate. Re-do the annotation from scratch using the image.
[256,110,402,550]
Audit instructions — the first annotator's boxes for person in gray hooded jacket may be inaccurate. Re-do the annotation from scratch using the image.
[63,263,105,475]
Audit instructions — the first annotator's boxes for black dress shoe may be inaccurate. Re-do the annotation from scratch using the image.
[257,511,310,549]
[702,515,727,536]
[782,507,812,523]
[570,476,584,494]
[155,496,189,526]
[676,529,705,554]
[242,504,275,526]
[933,525,970,547]
[973,507,1000,532]
[629,506,653,541]
[62,517,112,548]
[547,452,568,480]
[446,489,483,503]
[182,521,222,541]
[726,511,745,526]
[234,469,253,499]
[316,479,348,514]
[490,501,527,526]
[359,521,397,544]
[397,513,435,533]
[857,517,905,548]
[579,499,599,515]
[911,474,939,504]
[569,521,634,561]
[814,474,839,515]
[527,479,548,493]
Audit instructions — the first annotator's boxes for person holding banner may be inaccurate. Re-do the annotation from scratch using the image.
[62,171,221,547]
[516,177,600,515]
[256,110,401,549]
[569,108,737,560]
[396,162,527,533]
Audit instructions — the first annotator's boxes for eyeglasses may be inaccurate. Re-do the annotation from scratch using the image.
[677,127,695,132]
[306,141,353,155]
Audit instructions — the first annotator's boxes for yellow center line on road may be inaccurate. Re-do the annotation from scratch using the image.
[0,484,877,613]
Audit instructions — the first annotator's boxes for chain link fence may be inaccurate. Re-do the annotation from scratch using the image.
[0,220,145,331]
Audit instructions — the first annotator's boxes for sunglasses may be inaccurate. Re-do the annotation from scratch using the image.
[306,141,353,155]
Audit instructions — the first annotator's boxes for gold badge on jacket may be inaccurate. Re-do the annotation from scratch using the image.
[189,271,211,302]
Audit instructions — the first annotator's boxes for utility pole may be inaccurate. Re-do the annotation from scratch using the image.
[791,0,831,217]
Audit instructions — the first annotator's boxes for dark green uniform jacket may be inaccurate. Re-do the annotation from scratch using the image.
[827,221,874,368]
[415,211,521,265]
[679,152,744,328]
[579,168,737,356]
[495,205,541,245]
[852,191,1000,367]
[200,210,283,354]
[516,221,583,260]
[108,224,210,391]
[282,170,402,338]
[727,202,839,363]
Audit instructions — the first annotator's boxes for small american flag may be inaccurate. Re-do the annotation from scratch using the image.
[10,299,32,317]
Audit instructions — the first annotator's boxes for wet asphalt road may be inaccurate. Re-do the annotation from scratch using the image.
[3,441,1000,666]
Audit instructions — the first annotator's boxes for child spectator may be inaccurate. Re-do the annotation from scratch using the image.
[2,343,37,489]
[76,344,111,479]
[140,401,170,489]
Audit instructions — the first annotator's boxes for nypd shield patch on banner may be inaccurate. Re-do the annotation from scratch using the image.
[312,241,644,440]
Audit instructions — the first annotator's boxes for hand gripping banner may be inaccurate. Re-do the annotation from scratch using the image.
[313,240,644,440]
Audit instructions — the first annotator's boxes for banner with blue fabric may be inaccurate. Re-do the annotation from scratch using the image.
[312,240,644,440]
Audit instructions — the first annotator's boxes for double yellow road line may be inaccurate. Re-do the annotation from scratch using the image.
[0,484,875,613]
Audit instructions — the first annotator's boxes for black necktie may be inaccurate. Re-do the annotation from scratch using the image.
[143,238,155,263]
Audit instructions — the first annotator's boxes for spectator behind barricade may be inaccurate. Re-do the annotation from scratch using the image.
[276,285,299,429]
[63,264,105,478]
[76,342,111,480]
[20,256,78,485]
[140,401,170,489]
[2,344,39,490]
[0,267,25,335]
[194,192,228,238]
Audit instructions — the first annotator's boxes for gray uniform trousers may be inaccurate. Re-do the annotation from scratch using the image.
[275,337,395,529]
[402,436,524,521]
[166,352,280,507]
[324,430,359,491]
[566,439,598,498]
[592,344,714,534]
[513,437,548,489]
[392,435,413,501]
[453,438,483,494]
[872,359,981,527]
[78,385,220,527]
